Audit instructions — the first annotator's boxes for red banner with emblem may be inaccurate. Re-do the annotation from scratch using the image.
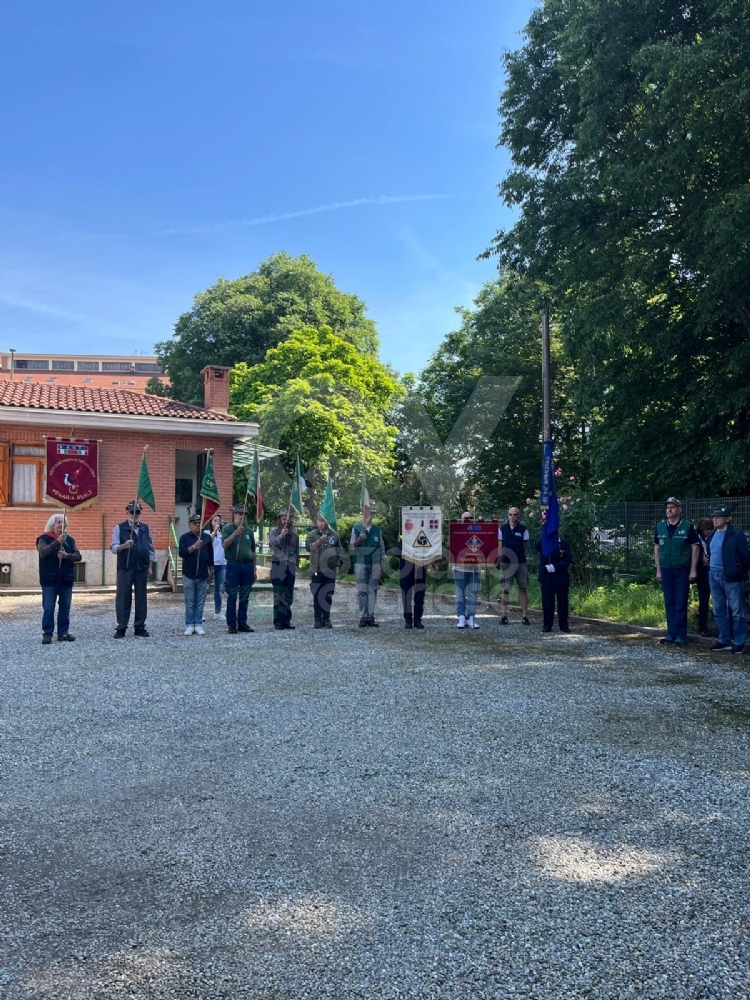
[449,520,499,568]
[45,438,99,510]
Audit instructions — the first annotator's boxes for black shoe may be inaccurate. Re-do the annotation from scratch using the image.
[359,619,369,627]
[414,620,424,629]
[237,623,254,633]
[367,619,379,627]
[42,634,52,645]
[500,616,508,625]
[659,636,675,645]
[114,629,126,639]
[542,627,551,633]
[674,638,686,646]
[134,629,150,638]
[404,620,413,629]
[227,625,238,634]
[560,627,571,633]
[710,641,732,652]
[57,634,75,642]
[521,616,531,626]
[314,621,324,629]
[732,643,745,654]
[323,619,333,628]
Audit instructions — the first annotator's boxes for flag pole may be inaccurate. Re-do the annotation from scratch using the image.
[126,445,148,570]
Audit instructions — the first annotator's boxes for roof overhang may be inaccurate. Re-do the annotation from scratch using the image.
[0,405,259,439]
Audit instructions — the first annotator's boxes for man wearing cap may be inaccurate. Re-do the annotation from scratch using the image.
[222,505,256,634]
[654,497,700,646]
[351,506,386,626]
[179,514,214,635]
[453,511,481,629]
[111,501,156,638]
[707,506,750,653]
[306,512,342,628]
[269,510,300,630]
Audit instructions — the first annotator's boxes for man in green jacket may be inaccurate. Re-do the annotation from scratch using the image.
[654,497,700,645]
[351,506,386,627]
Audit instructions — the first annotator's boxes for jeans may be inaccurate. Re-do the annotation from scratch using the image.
[709,572,746,646]
[310,572,336,622]
[660,566,690,641]
[183,576,209,626]
[272,568,296,626]
[354,561,380,620]
[225,561,254,627]
[42,584,73,636]
[213,564,226,613]
[453,568,480,617]
[400,560,426,623]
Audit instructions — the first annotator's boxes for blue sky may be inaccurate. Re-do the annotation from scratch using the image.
[0,1,534,375]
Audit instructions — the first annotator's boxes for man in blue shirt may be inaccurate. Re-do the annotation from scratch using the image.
[707,506,750,653]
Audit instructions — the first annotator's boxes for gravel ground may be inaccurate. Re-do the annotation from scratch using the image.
[1,584,749,1000]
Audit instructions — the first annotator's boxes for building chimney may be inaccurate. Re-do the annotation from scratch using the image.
[201,365,231,413]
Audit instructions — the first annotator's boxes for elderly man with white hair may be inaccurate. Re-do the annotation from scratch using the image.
[37,512,82,644]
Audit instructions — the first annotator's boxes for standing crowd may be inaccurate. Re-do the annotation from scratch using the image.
[33,498,750,653]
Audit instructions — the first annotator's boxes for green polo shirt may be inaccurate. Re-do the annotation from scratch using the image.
[222,522,256,562]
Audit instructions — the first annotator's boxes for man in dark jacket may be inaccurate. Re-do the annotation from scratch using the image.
[269,510,299,629]
[111,501,156,638]
[179,514,214,635]
[222,504,256,634]
[536,536,573,632]
[708,506,750,653]
[37,512,81,644]
[306,512,342,628]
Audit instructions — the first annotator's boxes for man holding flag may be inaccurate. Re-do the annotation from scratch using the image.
[305,480,342,628]
[111,449,156,638]
[350,471,385,627]
[536,442,572,632]
[269,452,304,629]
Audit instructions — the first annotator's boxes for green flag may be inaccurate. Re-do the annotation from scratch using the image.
[320,477,338,532]
[289,451,305,515]
[199,451,220,527]
[137,450,156,510]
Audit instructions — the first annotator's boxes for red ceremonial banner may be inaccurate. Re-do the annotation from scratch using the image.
[45,438,99,510]
[449,520,499,568]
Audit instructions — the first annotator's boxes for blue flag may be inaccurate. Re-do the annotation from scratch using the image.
[540,440,559,557]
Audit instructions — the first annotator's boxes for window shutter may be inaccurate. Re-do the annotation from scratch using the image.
[0,442,9,506]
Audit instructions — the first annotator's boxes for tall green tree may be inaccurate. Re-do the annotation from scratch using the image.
[491,0,750,498]
[414,275,585,516]
[230,326,401,517]
[156,252,379,405]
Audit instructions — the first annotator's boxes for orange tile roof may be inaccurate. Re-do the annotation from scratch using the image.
[0,382,237,422]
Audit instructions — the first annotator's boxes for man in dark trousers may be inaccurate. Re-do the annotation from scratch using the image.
[37,512,82,644]
[654,497,700,646]
[269,510,299,629]
[222,504,256,634]
[398,538,427,629]
[707,505,750,654]
[111,501,156,638]
[306,512,342,628]
[179,513,214,635]
[536,536,573,632]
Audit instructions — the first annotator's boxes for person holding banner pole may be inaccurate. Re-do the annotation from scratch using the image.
[37,512,81,643]
[111,501,156,638]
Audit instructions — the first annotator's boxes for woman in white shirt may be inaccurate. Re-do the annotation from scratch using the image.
[210,514,228,621]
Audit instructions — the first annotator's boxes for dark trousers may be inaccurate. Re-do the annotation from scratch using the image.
[660,566,690,641]
[272,568,296,627]
[310,572,336,622]
[400,560,426,623]
[696,564,711,632]
[540,574,569,630]
[116,568,148,630]
[225,560,254,627]
[42,584,73,636]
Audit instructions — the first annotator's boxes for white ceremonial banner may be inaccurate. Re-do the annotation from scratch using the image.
[401,506,443,565]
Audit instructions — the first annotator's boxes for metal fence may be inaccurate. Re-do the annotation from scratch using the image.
[595,497,750,576]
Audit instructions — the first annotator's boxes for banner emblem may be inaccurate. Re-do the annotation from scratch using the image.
[401,506,443,565]
[45,438,99,510]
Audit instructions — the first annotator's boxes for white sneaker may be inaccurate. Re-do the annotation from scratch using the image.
[214,612,226,621]
[184,625,195,636]
[468,615,479,629]
[457,614,466,629]
[194,625,206,635]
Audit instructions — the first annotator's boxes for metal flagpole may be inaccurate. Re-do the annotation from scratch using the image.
[542,308,551,443]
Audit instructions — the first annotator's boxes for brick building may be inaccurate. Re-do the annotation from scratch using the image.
[0,351,168,392]
[0,366,257,587]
